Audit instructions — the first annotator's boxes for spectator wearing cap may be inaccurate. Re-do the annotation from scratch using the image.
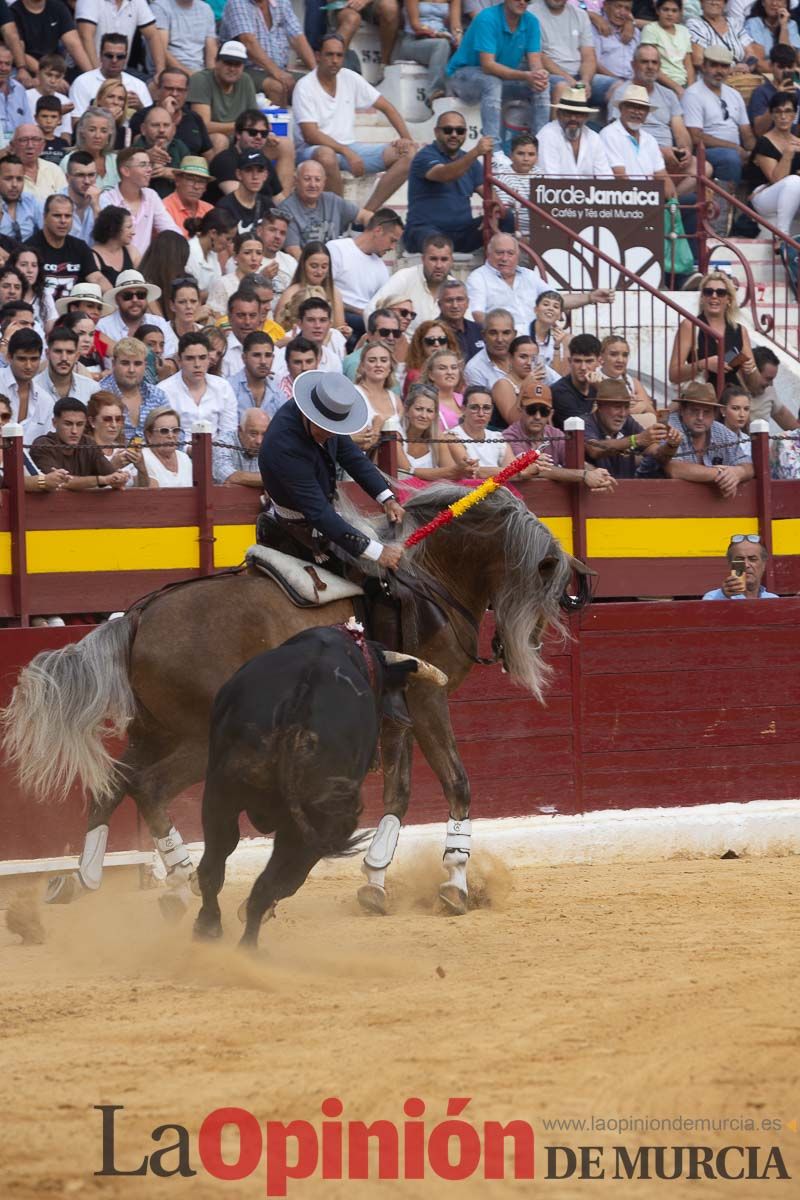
[212,406,271,485]
[600,84,676,196]
[686,0,764,73]
[749,43,800,137]
[682,45,754,188]
[536,87,614,177]
[163,157,213,234]
[665,380,754,497]
[97,268,178,358]
[584,378,680,478]
[99,334,169,439]
[131,105,190,200]
[328,209,403,344]
[209,108,289,205]
[703,535,778,599]
[160,330,238,440]
[503,375,617,490]
[30,396,130,488]
[405,113,504,255]
[217,151,279,233]
[292,33,416,215]
[98,146,182,254]
[229,330,284,419]
[219,0,315,105]
[187,40,259,156]
[445,0,550,145]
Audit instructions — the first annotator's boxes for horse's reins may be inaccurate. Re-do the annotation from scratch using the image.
[392,567,504,668]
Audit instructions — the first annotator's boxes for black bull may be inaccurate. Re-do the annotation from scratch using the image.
[193,627,445,949]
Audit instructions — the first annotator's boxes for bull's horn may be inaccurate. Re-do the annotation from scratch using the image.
[383,651,448,687]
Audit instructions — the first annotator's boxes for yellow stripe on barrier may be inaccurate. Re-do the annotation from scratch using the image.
[771,519,800,556]
[539,516,573,556]
[214,524,254,568]
[26,527,200,574]
[587,517,760,558]
[0,531,11,575]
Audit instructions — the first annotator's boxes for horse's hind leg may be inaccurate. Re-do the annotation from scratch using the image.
[240,827,319,950]
[359,722,412,915]
[193,776,241,941]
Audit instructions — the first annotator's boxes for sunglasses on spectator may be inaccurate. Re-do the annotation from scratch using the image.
[730,533,761,544]
[439,125,466,135]
[524,402,553,416]
[99,414,124,423]
[719,99,730,122]
[393,307,416,319]
[102,51,126,60]
[153,425,180,434]
[120,290,148,301]
[424,335,449,346]
[702,286,728,297]
[376,327,401,338]
[467,404,493,413]
[243,127,268,137]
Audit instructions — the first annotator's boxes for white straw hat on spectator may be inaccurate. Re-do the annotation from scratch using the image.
[703,45,734,64]
[554,86,598,115]
[618,84,658,110]
[55,281,114,315]
[218,40,247,62]
[293,371,369,435]
[106,269,162,305]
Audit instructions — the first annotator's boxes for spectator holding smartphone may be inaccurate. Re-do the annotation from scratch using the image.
[703,534,778,598]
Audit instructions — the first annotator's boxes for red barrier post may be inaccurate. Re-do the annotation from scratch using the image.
[2,423,29,626]
[191,422,215,577]
[564,417,587,566]
[750,418,775,592]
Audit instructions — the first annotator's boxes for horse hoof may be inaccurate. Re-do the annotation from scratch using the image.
[439,884,468,915]
[45,873,83,905]
[158,892,189,923]
[193,919,223,941]
[357,884,387,915]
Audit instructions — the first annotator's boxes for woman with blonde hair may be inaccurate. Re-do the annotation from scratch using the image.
[94,79,131,149]
[142,406,193,487]
[419,346,464,429]
[384,384,462,482]
[353,339,400,450]
[669,271,757,393]
[403,319,459,396]
[274,242,347,331]
[202,325,228,376]
[61,105,119,188]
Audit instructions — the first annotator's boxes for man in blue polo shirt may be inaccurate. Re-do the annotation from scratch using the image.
[405,112,516,253]
[446,0,549,147]
[703,536,779,600]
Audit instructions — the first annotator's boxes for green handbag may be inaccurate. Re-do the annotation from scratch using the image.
[664,197,695,279]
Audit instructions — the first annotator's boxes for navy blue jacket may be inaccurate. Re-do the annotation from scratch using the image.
[259,401,390,556]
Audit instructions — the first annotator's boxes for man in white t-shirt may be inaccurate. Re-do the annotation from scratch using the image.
[529,0,597,104]
[327,208,403,343]
[75,0,164,73]
[69,32,154,118]
[292,33,417,214]
[600,83,675,196]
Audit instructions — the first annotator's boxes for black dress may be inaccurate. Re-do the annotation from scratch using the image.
[92,245,134,288]
[694,323,743,393]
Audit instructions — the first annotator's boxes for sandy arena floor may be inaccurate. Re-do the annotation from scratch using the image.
[2,847,798,1199]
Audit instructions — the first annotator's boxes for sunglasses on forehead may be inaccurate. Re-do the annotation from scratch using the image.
[730,533,761,544]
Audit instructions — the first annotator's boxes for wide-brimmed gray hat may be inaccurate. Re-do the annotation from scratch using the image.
[293,371,369,435]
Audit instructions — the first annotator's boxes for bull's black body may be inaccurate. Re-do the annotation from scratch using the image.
[193,626,416,948]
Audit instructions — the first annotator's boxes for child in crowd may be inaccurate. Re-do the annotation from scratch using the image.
[35,96,70,165]
[26,54,73,141]
[491,134,541,240]
[640,0,694,97]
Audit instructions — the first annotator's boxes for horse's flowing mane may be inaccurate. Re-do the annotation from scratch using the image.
[338,484,571,700]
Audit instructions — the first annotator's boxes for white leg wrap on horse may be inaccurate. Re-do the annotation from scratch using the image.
[364,814,401,870]
[78,824,109,890]
[443,817,472,864]
[362,862,387,889]
[155,828,193,886]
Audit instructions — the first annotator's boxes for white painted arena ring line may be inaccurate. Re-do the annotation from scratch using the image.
[3,800,798,879]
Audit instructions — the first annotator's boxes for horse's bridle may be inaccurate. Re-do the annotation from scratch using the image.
[392,567,507,669]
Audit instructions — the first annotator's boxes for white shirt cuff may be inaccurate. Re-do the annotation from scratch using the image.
[362,538,384,562]
[376,488,393,504]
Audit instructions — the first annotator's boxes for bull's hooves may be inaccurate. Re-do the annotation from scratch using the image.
[357,884,388,915]
[192,920,223,941]
[158,892,189,923]
[439,884,468,915]
[45,873,82,905]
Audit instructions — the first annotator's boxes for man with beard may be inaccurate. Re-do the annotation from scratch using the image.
[362,234,455,334]
[600,84,676,196]
[536,87,613,176]
[404,111,496,253]
[97,269,177,357]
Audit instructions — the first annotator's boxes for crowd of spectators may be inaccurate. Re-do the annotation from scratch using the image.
[0,0,797,541]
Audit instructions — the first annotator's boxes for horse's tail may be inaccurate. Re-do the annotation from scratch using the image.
[0,616,137,803]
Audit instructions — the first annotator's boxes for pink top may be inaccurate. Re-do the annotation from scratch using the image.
[98,186,182,254]
[438,394,464,430]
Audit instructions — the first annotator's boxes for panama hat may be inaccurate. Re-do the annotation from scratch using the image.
[175,155,211,179]
[55,281,114,316]
[554,86,598,115]
[106,269,161,305]
[617,84,658,110]
[679,381,720,407]
[293,371,369,435]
